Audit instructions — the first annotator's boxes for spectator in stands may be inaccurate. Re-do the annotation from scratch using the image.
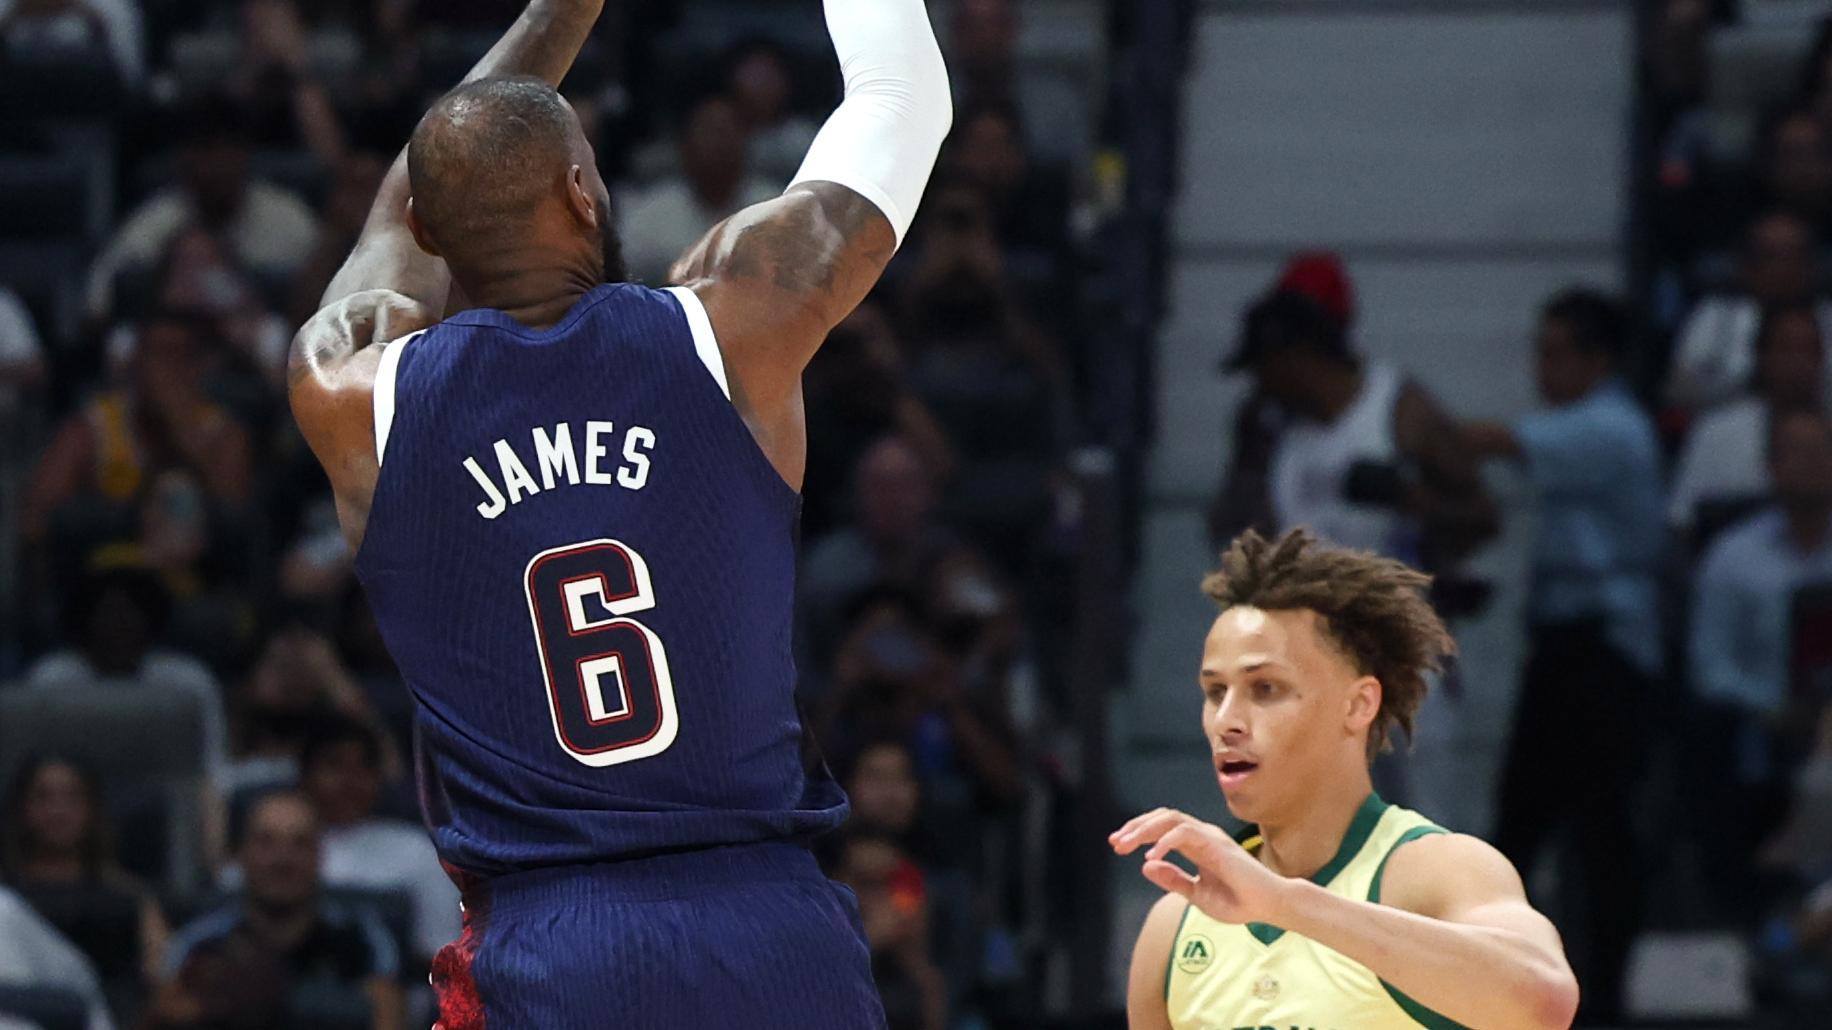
[837,733,984,1004]
[331,584,414,757]
[0,285,45,417]
[832,831,947,1030]
[225,0,349,165]
[0,0,141,85]
[0,754,169,1003]
[162,792,403,1030]
[1757,107,1832,240]
[1214,281,1498,593]
[21,310,253,606]
[948,0,1088,171]
[924,549,1031,718]
[801,299,956,538]
[622,93,775,284]
[822,590,1022,813]
[944,103,1069,265]
[83,93,318,322]
[1642,0,1714,269]
[1671,302,1826,532]
[801,436,964,675]
[1664,211,1832,412]
[901,185,1066,558]
[844,739,924,847]
[228,623,400,801]
[1209,253,1356,548]
[140,934,287,1030]
[1464,287,1664,1023]
[24,564,229,802]
[1691,409,1832,780]
[722,37,818,186]
[298,718,458,966]
[0,884,115,1030]
[147,224,293,395]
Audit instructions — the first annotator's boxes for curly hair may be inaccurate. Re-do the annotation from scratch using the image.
[1201,528,1455,760]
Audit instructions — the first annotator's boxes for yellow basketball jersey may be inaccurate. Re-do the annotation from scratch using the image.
[1164,794,1467,1030]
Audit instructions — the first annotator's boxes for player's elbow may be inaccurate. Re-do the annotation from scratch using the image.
[925,52,953,138]
[1526,965,1580,1030]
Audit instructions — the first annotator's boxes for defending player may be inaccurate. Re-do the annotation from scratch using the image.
[1115,529,1579,1029]
[287,0,950,1026]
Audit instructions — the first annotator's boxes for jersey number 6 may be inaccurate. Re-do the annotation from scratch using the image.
[523,539,680,767]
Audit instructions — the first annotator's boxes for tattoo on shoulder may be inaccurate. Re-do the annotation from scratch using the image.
[726,184,891,297]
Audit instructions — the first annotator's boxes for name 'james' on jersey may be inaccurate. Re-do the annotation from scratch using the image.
[353,283,847,877]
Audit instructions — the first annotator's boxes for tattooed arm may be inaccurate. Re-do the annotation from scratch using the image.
[671,186,897,490]
[669,0,950,490]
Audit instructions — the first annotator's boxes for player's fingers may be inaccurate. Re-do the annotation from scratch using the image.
[1145,822,1228,867]
[1108,808,1168,851]
[1141,858,1197,898]
[1109,808,1192,854]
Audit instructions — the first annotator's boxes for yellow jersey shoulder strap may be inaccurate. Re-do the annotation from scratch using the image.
[1365,811,1469,1030]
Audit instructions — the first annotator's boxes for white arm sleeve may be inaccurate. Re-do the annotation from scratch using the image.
[789,0,953,247]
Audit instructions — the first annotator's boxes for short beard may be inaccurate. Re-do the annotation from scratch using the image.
[600,227,628,285]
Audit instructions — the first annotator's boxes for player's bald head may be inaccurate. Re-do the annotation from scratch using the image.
[407,76,594,254]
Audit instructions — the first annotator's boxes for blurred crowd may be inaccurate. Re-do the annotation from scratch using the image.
[1201,3,1832,1022]
[0,2,1110,1028]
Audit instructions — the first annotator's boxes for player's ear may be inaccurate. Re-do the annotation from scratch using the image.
[406,197,442,258]
[566,166,599,231]
[1345,675,1381,736]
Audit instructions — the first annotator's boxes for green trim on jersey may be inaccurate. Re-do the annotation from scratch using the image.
[1367,824,1447,904]
[1382,983,1470,1030]
[1244,792,1391,946]
[1163,900,1193,1003]
[1367,821,1467,1029]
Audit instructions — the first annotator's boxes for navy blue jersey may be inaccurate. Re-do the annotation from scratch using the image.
[353,284,847,877]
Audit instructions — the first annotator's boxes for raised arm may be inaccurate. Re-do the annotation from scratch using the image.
[313,0,606,319]
[289,0,605,549]
[671,0,951,488]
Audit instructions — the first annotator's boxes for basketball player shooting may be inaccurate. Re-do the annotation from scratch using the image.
[1115,530,1579,1029]
[287,0,950,1026]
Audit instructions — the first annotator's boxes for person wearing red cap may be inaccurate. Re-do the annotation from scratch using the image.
[1275,251,1356,329]
[1210,258,1496,587]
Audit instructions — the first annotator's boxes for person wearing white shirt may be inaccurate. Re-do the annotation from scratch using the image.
[83,97,318,321]
[1691,410,1832,738]
[1664,211,1832,412]
[1687,409,1832,920]
[24,566,229,797]
[1670,301,1826,528]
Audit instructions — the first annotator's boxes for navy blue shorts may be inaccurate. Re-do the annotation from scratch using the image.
[432,842,886,1029]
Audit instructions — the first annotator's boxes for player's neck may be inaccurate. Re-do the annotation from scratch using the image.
[459,252,601,331]
[1253,767,1376,881]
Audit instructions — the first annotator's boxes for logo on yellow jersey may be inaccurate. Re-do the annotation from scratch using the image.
[1176,934,1215,974]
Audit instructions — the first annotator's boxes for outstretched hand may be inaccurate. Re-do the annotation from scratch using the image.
[1110,808,1293,926]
